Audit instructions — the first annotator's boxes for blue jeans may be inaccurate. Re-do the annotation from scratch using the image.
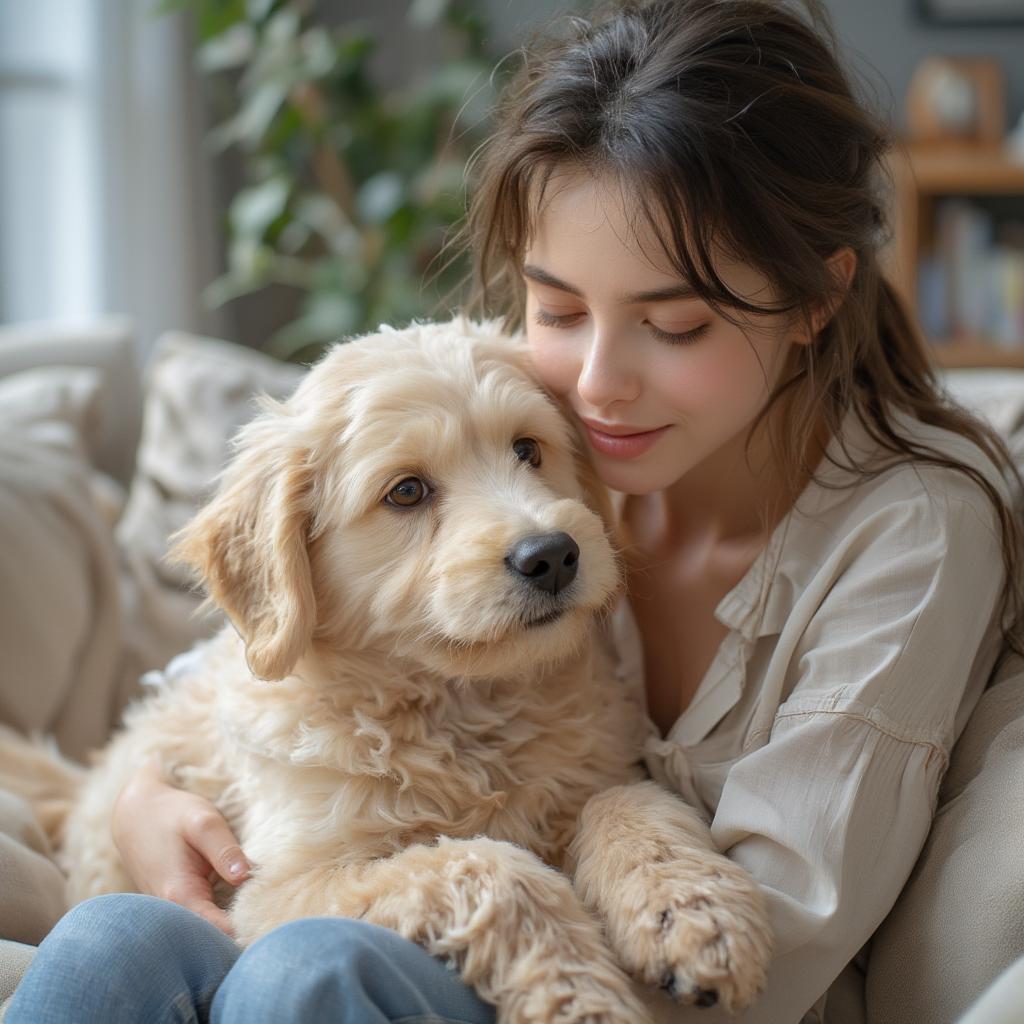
[6,893,498,1023]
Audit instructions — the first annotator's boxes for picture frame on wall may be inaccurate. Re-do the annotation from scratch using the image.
[905,56,1007,147]
[915,0,1024,28]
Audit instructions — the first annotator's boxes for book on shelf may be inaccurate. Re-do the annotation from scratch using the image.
[917,198,1024,348]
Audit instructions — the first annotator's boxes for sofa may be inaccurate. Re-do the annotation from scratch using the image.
[0,316,1022,1023]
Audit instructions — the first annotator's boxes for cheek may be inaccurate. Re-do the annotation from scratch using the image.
[651,332,772,408]
[526,328,579,400]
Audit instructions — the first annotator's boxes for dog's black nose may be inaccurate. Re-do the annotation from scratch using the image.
[505,532,579,595]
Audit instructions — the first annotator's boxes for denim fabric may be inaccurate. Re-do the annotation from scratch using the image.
[5,893,497,1024]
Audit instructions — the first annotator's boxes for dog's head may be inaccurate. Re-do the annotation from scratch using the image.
[171,317,622,682]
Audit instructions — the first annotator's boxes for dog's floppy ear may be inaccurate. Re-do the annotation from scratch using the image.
[170,407,315,681]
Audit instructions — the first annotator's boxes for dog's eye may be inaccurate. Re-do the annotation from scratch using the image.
[513,437,541,468]
[385,477,430,508]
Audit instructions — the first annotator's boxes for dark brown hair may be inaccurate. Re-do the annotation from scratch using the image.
[458,0,1024,664]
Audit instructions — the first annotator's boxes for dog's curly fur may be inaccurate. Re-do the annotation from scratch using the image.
[1,318,772,1022]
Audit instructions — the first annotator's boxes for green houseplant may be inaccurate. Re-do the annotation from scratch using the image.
[162,0,512,361]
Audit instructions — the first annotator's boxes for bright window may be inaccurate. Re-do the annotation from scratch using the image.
[0,0,101,322]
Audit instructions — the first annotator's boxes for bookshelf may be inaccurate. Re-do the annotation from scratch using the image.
[886,144,1024,369]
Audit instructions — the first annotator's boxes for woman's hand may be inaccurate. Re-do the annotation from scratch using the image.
[111,757,250,936]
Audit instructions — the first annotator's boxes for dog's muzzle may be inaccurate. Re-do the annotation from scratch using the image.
[505,536,581,630]
[505,531,579,597]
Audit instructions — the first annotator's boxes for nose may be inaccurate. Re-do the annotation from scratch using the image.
[577,327,641,408]
[505,532,580,595]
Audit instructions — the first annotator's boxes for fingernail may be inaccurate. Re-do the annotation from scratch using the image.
[229,860,247,878]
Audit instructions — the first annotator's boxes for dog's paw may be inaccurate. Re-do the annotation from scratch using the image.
[502,983,651,1024]
[499,951,653,1024]
[604,860,772,1013]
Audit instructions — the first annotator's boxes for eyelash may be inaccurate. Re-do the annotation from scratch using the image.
[532,309,710,347]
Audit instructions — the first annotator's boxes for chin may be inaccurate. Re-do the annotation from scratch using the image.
[589,457,682,497]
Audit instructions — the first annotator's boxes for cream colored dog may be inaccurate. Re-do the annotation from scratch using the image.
[2,317,771,1022]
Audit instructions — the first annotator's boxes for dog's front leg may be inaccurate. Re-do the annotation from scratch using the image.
[230,835,652,1024]
[567,779,773,1013]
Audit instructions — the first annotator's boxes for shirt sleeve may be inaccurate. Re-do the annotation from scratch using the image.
[639,490,1008,1023]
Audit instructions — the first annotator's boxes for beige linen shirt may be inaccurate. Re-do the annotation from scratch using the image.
[610,405,1013,1024]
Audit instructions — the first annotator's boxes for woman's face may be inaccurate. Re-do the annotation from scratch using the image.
[522,169,805,497]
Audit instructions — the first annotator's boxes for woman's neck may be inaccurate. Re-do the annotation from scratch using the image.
[655,407,832,554]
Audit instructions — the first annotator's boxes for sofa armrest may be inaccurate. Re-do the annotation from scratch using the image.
[0,317,141,486]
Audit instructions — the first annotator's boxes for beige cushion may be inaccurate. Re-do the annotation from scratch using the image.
[114,332,306,682]
[0,409,124,761]
[941,367,1024,512]
[0,317,139,486]
[860,371,1024,1022]
[941,368,1024,442]
[865,650,1024,1023]
[0,366,104,456]
[957,955,1024,1024]
[0,940,35,1019]
[118,330,305,589]
[0,366,126,527]
[0,792,64,947]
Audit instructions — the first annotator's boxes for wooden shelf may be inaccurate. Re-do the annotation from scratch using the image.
[887,144,1024,368]
[904,146,1024,193]
[929,341,1024,369]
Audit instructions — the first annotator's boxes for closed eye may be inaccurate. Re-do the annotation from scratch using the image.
[645,322,710,346]
[534,309,584,328]
[533,308,710,346]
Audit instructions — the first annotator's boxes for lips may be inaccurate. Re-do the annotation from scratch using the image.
[582,421,670,460]
[581,418,662,437]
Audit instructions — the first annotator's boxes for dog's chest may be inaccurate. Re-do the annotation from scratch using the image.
[227,669,646,867]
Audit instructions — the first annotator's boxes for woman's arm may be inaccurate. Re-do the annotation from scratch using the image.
[111,756,250,936]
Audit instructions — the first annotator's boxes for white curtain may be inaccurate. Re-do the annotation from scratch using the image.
[0,0,227,357]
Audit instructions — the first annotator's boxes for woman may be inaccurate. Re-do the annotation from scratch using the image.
[9,0,1023,1021]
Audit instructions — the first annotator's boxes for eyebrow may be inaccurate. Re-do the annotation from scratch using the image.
[522,263,699,304]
